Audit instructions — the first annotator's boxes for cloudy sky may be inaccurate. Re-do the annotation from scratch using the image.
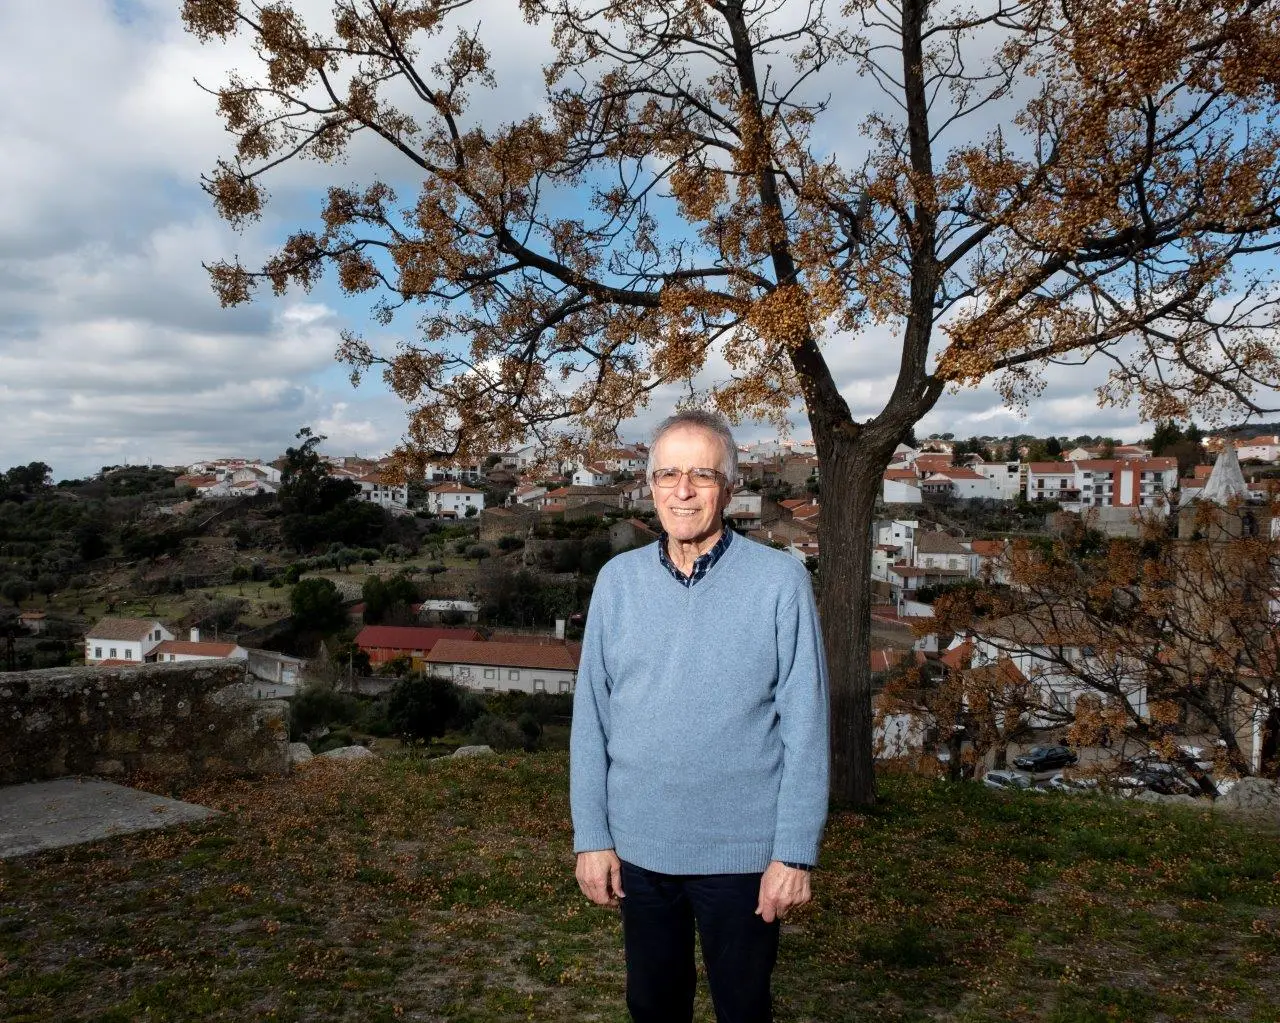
[0,1,1199,481]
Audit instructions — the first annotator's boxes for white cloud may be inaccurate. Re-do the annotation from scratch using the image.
[0,0,1230,485]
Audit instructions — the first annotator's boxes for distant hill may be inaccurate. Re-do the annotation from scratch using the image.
[1218,421,1280,438]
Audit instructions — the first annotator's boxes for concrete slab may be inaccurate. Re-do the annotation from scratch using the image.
[0,778,218,859]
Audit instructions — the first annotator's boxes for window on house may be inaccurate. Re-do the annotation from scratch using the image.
[484,668,496,679]
[458,667,471,677]
[534,679,545,692]
[558,680,572,693]
[109,648,117,658]
[508,670,519,681]
[125,650,133,660]
[94,647,102,659]
[154,629,161,641]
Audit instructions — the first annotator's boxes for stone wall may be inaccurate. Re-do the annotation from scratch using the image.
[0,661,289,786]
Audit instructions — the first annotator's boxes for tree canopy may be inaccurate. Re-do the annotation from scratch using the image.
[186,0,1280,804]
[926,507,1280,786]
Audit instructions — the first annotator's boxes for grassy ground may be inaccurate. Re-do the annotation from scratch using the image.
[2,757,1278,1022]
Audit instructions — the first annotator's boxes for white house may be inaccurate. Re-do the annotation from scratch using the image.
[725,488,764,525]
[603,447,648,474]
[572,462,616,487]
[972,461,1023,500]
[876,520,918,563]
[427,482,485,517]
[493,444,543,471]
[511,484,548,507]
[968,614,1148,729]
[789,538,820,564]
[425,638,579,694]
[425,459,485,483]
[919,468,1001,500]
[85,617,174,664]
[913,531,971,573]
[230,464,282,486]
[882,468,923,503]
[152,628,249,664]
[1025,462,1081,503]
[356,473,410,510]
[1026,458,1179,511]
[1232,436,1280,462]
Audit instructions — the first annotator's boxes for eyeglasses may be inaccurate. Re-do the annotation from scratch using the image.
[650,467,727,489]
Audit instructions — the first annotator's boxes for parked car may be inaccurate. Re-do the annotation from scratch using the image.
[1048,773,1098,794]
[983,769,1033,791]
[1114,766,1196,797]
[1012,745,1078,772]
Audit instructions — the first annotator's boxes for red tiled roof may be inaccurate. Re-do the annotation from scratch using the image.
[883,469,919,481]
[967,657,1028,687]
[1027,462,1071,473]
[969,540,1005,558]
[153,640,240,658]
[913,454,954,472]
[429,482,482,494]
[355,625,483,651]
[940,639,973,671]
[426,639,579,671]
[870,648,926,673]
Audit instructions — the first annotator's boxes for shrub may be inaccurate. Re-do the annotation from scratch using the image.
[467,713,526,751]
[387,676,463,744]
[288,680,361,741]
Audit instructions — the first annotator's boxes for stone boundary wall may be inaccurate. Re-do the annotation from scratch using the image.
[0,661,289,786]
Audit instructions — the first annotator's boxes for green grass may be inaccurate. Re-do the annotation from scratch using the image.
[2,758,1278,1021]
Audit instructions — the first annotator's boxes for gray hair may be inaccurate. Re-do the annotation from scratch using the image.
[647,410,739,482]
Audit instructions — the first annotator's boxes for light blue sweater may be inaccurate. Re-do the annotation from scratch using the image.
[570,534,830,874]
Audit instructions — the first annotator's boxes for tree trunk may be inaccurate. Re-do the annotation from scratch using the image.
[816,424,891,807]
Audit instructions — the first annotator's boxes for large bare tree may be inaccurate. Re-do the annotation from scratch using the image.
[184,0,1280,805]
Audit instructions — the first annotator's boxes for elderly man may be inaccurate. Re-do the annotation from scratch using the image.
[570,410,830,1023]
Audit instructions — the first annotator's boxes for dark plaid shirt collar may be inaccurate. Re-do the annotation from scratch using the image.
[658,525,733,587]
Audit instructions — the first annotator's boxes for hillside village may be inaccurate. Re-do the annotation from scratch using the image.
[3,423,1280,790]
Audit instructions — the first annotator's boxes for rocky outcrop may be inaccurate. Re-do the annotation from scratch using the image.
[319,745,375,761]
[1215,777,1280,818]
[0,661,288,786]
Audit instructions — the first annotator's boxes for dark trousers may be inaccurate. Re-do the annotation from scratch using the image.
[619,860,780,1023]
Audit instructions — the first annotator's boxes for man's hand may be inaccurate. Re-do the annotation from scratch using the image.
[576,849,625,907]
[755,861,811,923]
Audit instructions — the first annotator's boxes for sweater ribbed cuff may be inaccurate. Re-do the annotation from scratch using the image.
[573,828,615,854]
[771,839,821,868]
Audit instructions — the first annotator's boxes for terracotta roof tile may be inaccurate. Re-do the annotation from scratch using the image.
[355,625,483,650]
[425,639,579,671]
[870,648,925,673]
[153,640,240,658]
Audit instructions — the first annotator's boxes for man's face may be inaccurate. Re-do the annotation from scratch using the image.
[651,425,732,546]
